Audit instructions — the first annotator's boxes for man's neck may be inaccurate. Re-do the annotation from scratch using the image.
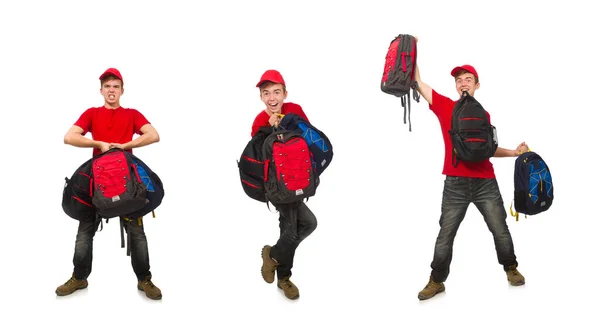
[104,103,121,109]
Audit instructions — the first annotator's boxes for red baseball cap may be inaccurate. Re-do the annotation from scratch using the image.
[450,64,478,79]
[99,68,123,82]
[256,69,286,87]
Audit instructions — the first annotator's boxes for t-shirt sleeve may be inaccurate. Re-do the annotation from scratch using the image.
[251,111,269,137]
[73,108,95,135]
[429,89,454,116]
[287,103,310,123]
[132,109,150,135]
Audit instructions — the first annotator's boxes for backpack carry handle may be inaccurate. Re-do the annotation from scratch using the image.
[264,109,285,118]
[264,109,285,128]
[96,147,125,157]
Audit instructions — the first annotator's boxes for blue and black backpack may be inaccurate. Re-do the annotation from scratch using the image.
[510,150,553,221]
[278,113,333,177]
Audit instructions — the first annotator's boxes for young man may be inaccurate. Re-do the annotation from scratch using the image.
[253,69,318,300]
[414,54,528,300]
[56,68,162,300]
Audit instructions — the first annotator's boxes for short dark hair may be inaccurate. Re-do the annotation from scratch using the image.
[259,81,286,93]
[100,75,124,88]
[453,70,479,84]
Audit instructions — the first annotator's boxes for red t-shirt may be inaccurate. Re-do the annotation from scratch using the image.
[430,90,495,178]
[251,102,310,137]
[74,106,150,157]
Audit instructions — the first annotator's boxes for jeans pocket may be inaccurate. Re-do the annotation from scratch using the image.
[444,176,460,183]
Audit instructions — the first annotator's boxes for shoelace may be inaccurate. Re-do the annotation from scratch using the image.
[64,277,78,285]
[142,280,156,288]
[280,280,294,289]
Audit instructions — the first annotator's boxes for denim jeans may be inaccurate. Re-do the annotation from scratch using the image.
[72,216,152,281]
[270,201,318,279]
[430,176,517,283]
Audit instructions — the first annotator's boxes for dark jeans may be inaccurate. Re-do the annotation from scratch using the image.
[72,216,151,281]
[270,201,318,279]
[430,176,517,283]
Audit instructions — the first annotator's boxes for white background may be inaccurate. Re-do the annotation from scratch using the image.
[1,0,598,315]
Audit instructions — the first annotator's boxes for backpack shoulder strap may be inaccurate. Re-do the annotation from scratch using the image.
[402,35,420,132]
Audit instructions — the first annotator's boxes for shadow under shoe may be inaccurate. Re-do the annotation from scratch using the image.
[418,276,445,300]
[261,245,279,284]
[56,273,88,296]
[277,276,299,300]
[137,275,162,300]
[506,264,525,286]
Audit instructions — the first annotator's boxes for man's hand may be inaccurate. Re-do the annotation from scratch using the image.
[99,141,111,153]
[109,143,127,150]
[269,114,282,127]
[516,142,529,156]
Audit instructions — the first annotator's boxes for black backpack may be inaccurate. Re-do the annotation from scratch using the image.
[449,91,498,166]
[381,33,420,131]
[510,151,554,221]
[237,126,273,203]
[62,157,96,222]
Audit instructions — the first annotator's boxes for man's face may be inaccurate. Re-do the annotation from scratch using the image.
[455,72,480,97]
[100,79,124,105]
[260,83,287,114]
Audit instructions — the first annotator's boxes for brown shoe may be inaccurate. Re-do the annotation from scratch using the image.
[418,276,445,300]
[506,265,525,286]
[137,276,162,300]
[261,245,279,284]
[55,273,88,296]
[277,276,299,300]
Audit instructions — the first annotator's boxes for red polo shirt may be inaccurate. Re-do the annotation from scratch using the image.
[74,106,150,157]
[430,90,495,178]
[251,102,310,137]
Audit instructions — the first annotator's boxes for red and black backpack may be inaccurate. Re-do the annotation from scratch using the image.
[90,149,148,218]
[278,113,333,177]
[381,33,421,131]
[262,128,318,205]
